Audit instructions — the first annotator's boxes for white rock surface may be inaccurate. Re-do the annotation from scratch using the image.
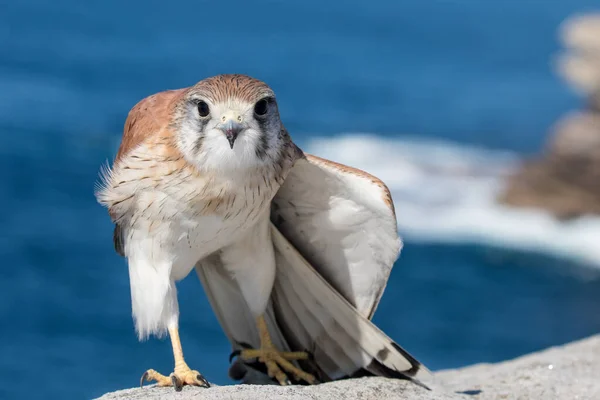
[96,334,600,400]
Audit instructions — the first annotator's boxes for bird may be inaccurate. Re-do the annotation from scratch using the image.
[95,74,432,391]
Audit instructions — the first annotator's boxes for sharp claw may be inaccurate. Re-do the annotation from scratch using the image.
[197,374,210,388]
[304,349,315,361]
[229,349,241,363]
[276,377,288,386]
[171,375,183,392]
[228,359,248,381]
[140,371,148,388]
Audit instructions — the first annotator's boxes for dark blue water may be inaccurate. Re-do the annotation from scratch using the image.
[2,1,600,399]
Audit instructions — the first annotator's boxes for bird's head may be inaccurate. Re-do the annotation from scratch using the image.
[174,74,286,173]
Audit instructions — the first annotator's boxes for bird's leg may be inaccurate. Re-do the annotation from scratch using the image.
[141,326,210,391]
[225,219,316,385]
[238,315,317,385]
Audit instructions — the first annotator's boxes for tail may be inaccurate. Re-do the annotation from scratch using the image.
[265,224,434,388]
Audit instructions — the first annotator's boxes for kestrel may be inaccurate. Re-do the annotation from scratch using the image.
[96,74,431,391]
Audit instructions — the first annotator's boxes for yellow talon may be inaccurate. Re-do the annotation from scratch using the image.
[140,327,210,391]
[140,367,209,391]
[238,315,317,385]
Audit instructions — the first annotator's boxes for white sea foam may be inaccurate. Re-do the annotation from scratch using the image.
[303,134,600,268]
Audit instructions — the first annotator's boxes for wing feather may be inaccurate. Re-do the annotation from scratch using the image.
[95,88,188,224]
[114,89,186,165]
[271,154,402,319]
[270,223,432,386]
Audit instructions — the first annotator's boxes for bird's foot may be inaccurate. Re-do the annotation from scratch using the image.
[140,365,210,391]
[235,346,317,385]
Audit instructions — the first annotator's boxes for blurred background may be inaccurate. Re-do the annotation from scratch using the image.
[2,1,600,399]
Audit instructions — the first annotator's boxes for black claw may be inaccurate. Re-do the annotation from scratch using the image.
[140,371,148,388]
[228,360,248,381]
[304,349,315,361]
[229,349,242,363]
[197,374,210,388]
[171,375,183,392]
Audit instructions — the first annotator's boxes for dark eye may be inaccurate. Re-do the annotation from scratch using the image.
[254,98,269,116]
[197,101,210,117]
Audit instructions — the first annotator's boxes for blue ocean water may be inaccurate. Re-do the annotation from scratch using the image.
[2,1,600,399]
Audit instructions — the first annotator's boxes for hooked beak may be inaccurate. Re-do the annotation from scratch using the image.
[219,119,244,149]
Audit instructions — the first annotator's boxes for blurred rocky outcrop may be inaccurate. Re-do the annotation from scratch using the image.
[499,13,600,218]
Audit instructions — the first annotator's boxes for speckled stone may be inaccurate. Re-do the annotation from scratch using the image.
[96,335,600,400]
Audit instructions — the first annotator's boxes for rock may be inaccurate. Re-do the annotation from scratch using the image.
[95,377,462,400]
[560,13,600,54]
[499,111,600,219]
[436,334,600,400]
[96,334,600,400]
[499,13,600,217]
[556,13,600,110]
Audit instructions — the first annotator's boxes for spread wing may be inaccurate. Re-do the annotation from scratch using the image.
[270,154,401,319]
[195,153,432,387]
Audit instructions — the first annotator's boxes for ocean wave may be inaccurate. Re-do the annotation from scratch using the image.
[303,134,600,268]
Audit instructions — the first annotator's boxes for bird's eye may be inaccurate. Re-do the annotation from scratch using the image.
[197,101,210,118]
[254,99,269,117]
